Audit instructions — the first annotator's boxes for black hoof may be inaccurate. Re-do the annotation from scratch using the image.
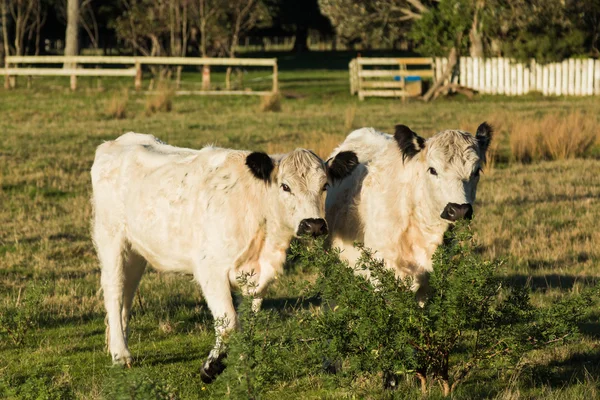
[383,371,399,390]
[200,354,227,384]
[322,357,341,374]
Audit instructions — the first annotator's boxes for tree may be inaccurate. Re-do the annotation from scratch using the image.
[318,0,412,49]
[469,0,484,57]
[407,0,475,100]
[319,0,475,99]
[266,0,331,53]
[1,0,9,61]
[483,0,587,64]
[64,0,78,58]
[8,0,41,55]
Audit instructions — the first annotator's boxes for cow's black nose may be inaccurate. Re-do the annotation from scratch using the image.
[441,203,473,222]
[297,218,328,237]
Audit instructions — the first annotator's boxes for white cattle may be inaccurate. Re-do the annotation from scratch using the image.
[91,132,357,382]
[326,123,492,298]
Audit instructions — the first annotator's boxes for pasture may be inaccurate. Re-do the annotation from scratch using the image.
[1,68,600,399]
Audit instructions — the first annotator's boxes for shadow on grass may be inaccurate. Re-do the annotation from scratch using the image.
[501,274,599,292]
[261,296,322,314]
[37,311,105,329]
[498,193,600,207]
[527,350,600,388]
[578,310,600,339]
[138,351,206,367]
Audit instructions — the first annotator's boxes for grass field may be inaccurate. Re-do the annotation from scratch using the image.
[1,66,600,399]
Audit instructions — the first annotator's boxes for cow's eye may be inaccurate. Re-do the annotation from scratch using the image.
[322,183,329,192]
[281,183,291,192]
[428,167,438,176]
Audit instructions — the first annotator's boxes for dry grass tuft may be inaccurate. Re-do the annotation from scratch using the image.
[266,132,345,158]
[344,105,357,131]
[510,112,598,163]
[145,86,174,115]
[259,92,282,112]
[104,90,129,119]
[510,123,541,163]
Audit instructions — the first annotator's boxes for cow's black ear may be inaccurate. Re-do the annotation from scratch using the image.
[246,152,274,183]
[327,151,359,183]
[475,122,493,154]
[394,124,425,162]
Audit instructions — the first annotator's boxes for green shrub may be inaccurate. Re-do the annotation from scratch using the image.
[211,274,322,399]
[211,223,595,397]
[102,369,178,400]
[302,222,591,396]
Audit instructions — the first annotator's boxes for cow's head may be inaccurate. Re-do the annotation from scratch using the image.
[246,149,358,237]
[394,123,492,223]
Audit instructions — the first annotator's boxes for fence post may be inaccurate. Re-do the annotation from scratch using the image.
[542,65,548,96]
[568,59,575,95]
[4,59,9,89]
[202,65,210,90]
[485,58,491,94]
[595,59,600,96]
[574,59,581,95]
[562,60,568,95]
[586,59,594,95]
[272,61,278,93]
[556,63,562,96]
[134,61,142,90]
[579,60,588,96]
[349,59,353,94]
[523,63,530,94]
[548,64,555,95]
[497,58,504,95]
[459,57,466,87]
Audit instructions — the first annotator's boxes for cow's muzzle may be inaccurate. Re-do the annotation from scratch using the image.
[441,203,473,222]
[297,218,328,237]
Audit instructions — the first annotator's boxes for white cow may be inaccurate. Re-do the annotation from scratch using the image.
[325,123,492,298]
[91,132,357,382]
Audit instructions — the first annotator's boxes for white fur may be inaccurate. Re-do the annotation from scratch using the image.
[326,126,488,298]
[91,132,328,367]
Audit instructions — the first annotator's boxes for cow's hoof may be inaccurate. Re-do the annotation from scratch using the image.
[322,358,341,374]
[383,371,399,390]
[200,354,227,383]
[112,353,133,368]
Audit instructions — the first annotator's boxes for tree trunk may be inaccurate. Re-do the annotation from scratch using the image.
[292,25,309,53]
[469,0,484,57]
[1,0,9,62]
[469,27,483,57]
[442,379,451,397]
[64,0,79,66]
[2,0,9,88]
[422,47,458,102]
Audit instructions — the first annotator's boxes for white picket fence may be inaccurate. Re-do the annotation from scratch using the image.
[434,57,600,96]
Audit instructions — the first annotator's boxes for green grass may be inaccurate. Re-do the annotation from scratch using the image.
[1,68,600,399]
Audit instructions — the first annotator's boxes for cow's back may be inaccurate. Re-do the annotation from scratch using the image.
[329,127,393,165]
[91,133,265,273]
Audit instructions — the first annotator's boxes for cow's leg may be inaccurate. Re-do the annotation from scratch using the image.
[251,297,263,312]
[196,271,236,383]
[121,251,146,348]
[95,227,131,366]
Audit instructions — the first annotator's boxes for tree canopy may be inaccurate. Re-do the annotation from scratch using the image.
[0,0,598,62]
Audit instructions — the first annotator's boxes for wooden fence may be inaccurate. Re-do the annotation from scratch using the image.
[2,56,278,95]
[349,57,434,100]
[434,57,600,96]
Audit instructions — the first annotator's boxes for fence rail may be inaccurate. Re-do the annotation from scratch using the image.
[2,55,278,94]
[434,56,600,96]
